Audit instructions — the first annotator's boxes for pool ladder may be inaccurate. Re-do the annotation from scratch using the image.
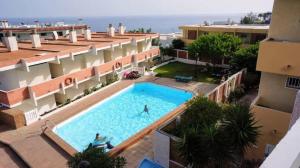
[41,120,56,132]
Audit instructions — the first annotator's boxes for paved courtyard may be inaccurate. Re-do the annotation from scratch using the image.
[0,76,217,168]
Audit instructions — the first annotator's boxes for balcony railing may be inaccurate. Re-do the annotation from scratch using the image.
[257,39,300,76]
[0,47,160,107]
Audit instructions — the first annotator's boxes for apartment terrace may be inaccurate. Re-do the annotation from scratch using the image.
[0,38,159,107]
[0,32,158,70]
[257,39,300,76]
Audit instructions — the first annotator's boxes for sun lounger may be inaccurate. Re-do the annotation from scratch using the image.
[175,75,193,82]
[138,158,164,168]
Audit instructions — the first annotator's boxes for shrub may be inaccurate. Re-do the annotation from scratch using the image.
[84,88,92,96]
[230,44,259,72]
[243,72,260,90]
[177,97,260,167]
[172,39,185,50]
[106,73,119,85]
[125,71,141,79]
[65,98,71,105]
[68,146,126,168]
[180,97,223,132]
[228,86,246,103]
[222,104,261,156]
[188,34,241,65]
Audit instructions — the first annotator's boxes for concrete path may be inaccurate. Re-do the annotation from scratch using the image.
[0,142,28,168]
[10,135,70,168]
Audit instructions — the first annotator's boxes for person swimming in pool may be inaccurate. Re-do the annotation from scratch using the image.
[92,133,114,149]
[143,105,149,114]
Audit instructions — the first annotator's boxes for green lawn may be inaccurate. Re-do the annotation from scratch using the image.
[154,62,221,84]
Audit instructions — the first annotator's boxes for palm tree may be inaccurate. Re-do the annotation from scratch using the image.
[222,105,261,165]
[176,97,260,167]
[68,145,126,168]
[178,123,236,168]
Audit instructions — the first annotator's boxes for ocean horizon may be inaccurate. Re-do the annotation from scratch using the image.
[6,14,245,34]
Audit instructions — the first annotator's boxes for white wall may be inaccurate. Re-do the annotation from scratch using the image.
[0,69,21,90]
[137,41,144,53]
[0,63,51,90]
[258,72,297,113]
[14,94,56,116]
[36,95,56,115]
[104,50,112,62]
[145,40,152,50]
[154,131,170,168]
[19,63,52,87]
[61,55,85,74]
[113,47,123,60]
[84,51,105,68]
[49,63,64,78]
[126,44,137,55]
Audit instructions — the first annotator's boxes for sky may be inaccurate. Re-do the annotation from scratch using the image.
[0,0,274,18]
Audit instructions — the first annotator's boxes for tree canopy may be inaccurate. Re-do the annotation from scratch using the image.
[172,39,185,50]
[230,43,259,72]
[128,28,152,33]
[241,12,272,24]
[187,33,241,63]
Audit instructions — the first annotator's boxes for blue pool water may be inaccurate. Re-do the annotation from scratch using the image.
[54,82,192,151]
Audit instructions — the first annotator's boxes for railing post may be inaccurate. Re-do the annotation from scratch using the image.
[70,52,75,61]
[186,50,189,60]
[216,87,220,103]
[60,82,66,94]
[74,78,79,89]
[20,59,30,72]
[28,86,38,106]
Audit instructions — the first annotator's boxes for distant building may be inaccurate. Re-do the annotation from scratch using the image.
[179,24,269,46]
[0,21,86,41]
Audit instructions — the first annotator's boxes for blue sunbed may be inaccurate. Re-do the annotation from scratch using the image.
[138,158,164,168]
[175,75,193,82]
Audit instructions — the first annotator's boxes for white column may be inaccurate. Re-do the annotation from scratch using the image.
[31,33,41,48]
[4,31,18,51]
[84,28,92,40]
[69,30,77,43]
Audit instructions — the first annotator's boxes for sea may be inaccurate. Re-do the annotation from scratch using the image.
[6,14,244,34]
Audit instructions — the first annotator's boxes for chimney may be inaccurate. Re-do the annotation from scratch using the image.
[0,20,8,28]
[84,27,92,40]
[118,23,126,35]
[4,31,18,51]
[69,26,77,43]
[52,31,59,40]
[107,24,115,37]
[30,29,41,48]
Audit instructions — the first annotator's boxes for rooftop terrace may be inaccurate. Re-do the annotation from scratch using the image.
[0,32,159,70]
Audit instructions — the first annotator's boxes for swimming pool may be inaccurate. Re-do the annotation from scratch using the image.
[54,82,193,151]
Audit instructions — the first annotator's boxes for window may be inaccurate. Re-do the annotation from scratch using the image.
[57,31,63,36]
[187,30,197,40]
[286,77,300,89]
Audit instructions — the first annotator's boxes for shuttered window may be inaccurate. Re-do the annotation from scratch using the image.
[286,77,300,89]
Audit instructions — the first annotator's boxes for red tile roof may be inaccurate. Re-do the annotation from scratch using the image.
[0,32,159,69]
